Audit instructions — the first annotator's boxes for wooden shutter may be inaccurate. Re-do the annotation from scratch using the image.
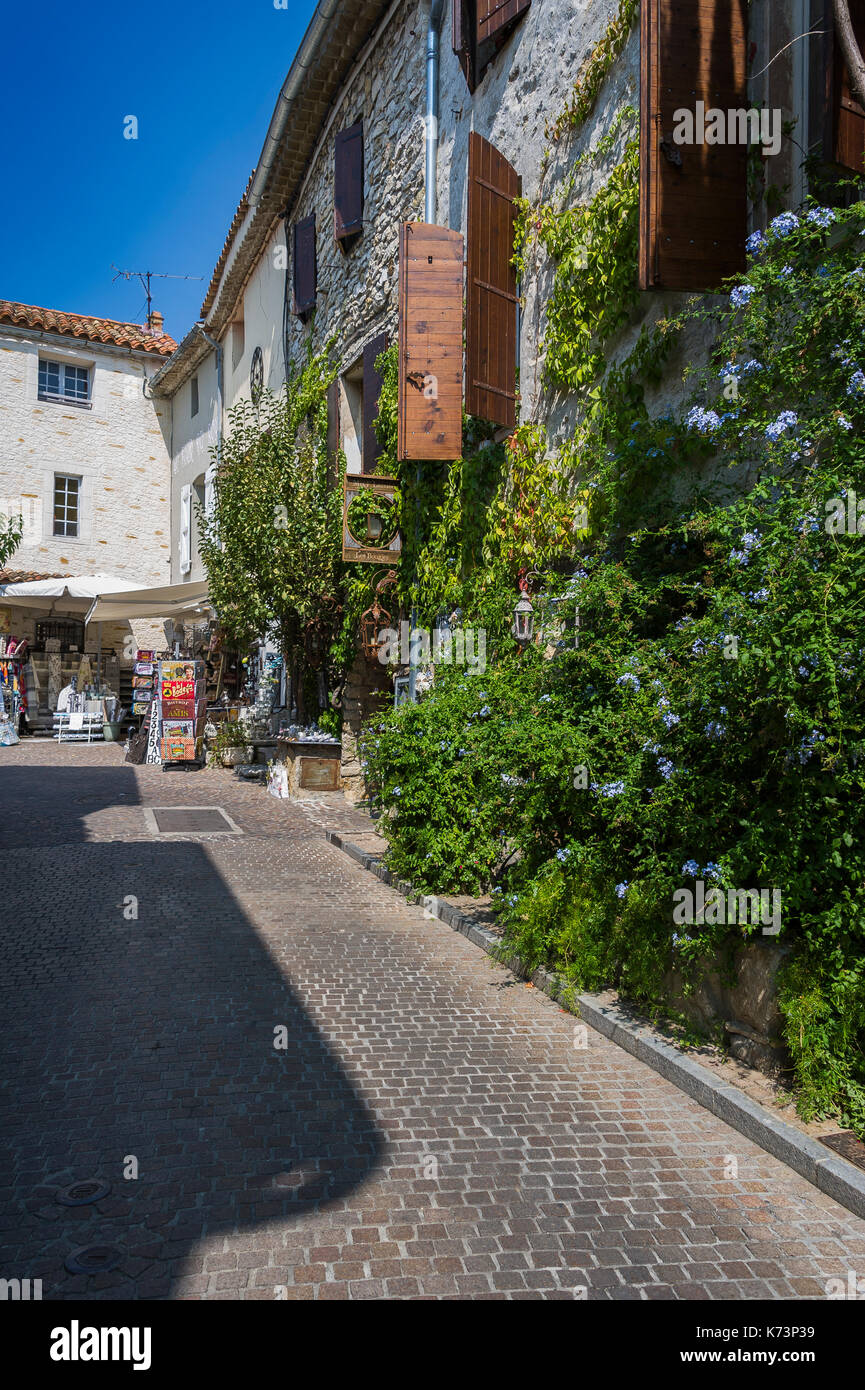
[639,0,748,291]
[362,332,388,473]
[326,378,340,489]
[466,132,520,428]
[293,214,317,316]
[477,0,531,45]
[397,223,463,461]
[453,0,475,90]
[334,122,364,240]
[826,0,865,173]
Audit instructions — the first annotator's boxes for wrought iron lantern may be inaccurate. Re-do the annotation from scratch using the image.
[359,571,397,663]
[512,572,535,645]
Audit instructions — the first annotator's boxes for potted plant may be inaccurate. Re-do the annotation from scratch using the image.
[209,719,251,767]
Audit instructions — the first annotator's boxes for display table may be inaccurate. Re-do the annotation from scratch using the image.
[53,712,104,743]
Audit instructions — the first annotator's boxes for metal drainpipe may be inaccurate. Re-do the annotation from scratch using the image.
[410,0,445,700]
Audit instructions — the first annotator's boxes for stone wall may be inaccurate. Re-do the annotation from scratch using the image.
[0,330,172,586]
[340,648,392,803]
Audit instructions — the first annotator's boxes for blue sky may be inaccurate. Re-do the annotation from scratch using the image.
[0,0,318,343]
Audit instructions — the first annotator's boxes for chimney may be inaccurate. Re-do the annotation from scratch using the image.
[148,308,164,335]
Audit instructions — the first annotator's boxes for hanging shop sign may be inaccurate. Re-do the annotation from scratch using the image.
[342,475,402,565]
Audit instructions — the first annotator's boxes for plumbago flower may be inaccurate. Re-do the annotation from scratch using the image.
[730,284,755,309]
[770,211,799,238]
[765,411,798,441]
[746,229,766,256]
[685,405,722,434]
[847,369,865,397]
[615,881,629,899]
[806,206,837,230]
[616,672,641,691]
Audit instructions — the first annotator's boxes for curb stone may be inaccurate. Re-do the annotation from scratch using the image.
[325,829,865,1222]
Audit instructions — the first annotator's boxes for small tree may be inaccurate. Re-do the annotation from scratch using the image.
[0,513,23,570]
[198,347,344,722]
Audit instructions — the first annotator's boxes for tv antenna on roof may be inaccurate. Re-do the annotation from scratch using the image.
[111,265,205,325]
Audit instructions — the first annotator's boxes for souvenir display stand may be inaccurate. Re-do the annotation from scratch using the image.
[158,659,206,770]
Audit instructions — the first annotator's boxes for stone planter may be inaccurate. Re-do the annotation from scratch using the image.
[221,746,251,767]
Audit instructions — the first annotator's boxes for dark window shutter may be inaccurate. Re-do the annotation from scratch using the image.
[453,0,476,91]
[639,0,748,291]
[826,0,865,173]
[326,378,340,488]
[334,122,364,240]
[362,332,388,473]
[476,0,531,46]
[397,222,464,461]
[466,132,520,429]
[293,214,317,316]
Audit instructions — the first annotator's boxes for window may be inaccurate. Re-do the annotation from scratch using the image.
[53,474,81,537]
[231,316,245,372]
[38,359,90,405]
[191,375,199,417]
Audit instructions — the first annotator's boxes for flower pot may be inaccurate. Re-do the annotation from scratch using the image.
[221,746,247,767]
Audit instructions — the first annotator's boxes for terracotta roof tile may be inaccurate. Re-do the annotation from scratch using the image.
[0,570,71,585]
[0,300,177,355]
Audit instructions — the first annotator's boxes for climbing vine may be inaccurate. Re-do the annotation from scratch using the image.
[547,0,639,142]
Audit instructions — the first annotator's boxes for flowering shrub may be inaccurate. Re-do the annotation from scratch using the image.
[363,199,865,1133]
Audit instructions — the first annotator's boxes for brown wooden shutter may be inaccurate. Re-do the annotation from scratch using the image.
[826,0,865,173]
[397,223,464,461]
[326,378,340,489]
[293,214,317,316]
[477,0,531,46]
[362,332,388,473]
[334,122,364,241]
[639,0,748,291]
[465,132,520,429]
[453,0,475,90]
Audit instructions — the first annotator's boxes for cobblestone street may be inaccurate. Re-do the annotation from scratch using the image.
[2,741,865,1301]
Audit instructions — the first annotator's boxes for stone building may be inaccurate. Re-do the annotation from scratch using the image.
[0,300,176,699]
[149,0,863,794]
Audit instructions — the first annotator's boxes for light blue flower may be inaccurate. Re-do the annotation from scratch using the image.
[847,369,865,397]
[682,859,700,877]
[685,405,722,434]
[749,588,769,603]
[703,862,721,880]
[745,230,767,256]
[806,206,836,229]
[392,787,402,797]
[770,211,799,238]
[539,693,552,702]
[615,882,629,899]
[704,721,726,739]
[837,415,853,430]
[556,847,573,863]
[765,411,798,442]
[662,711,680,730]
[657,757,675,780]
[779,264,794,278]
[730,284,755,308]
[599,780,626,797]
[617,672,641,691]
[642,740,661,755]
[478,705,491,717]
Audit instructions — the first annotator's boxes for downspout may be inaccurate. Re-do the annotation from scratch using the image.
[410,0,446,701]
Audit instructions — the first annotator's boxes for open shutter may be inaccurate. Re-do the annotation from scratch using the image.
[477,0,531,45]
[179,484,192,576]
[326,378,340,488]
[639,0,748,291]
[293,214,317,316]
[334,122,364,241]
[397,223,464,461]
[362,332,388,473]
[826,0,865,173]
[453,0,475,91]
[466,132,520,429]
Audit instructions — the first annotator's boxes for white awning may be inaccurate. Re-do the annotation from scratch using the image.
[85,579,211,624]
[0,573,134,611]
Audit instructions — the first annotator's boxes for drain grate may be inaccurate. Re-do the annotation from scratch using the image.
[65,1245,123,1275]
[146,806,240,836]
[56,1179,110,1207]
[819,1131,865,1173]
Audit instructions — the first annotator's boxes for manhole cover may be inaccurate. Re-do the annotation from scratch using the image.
[147,806,240,835]
[56,1179,110,1207]
[819,1131,865,1173]
[65,1245,123,1275]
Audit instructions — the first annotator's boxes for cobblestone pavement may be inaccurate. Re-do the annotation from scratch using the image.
[2,741,865,1301]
